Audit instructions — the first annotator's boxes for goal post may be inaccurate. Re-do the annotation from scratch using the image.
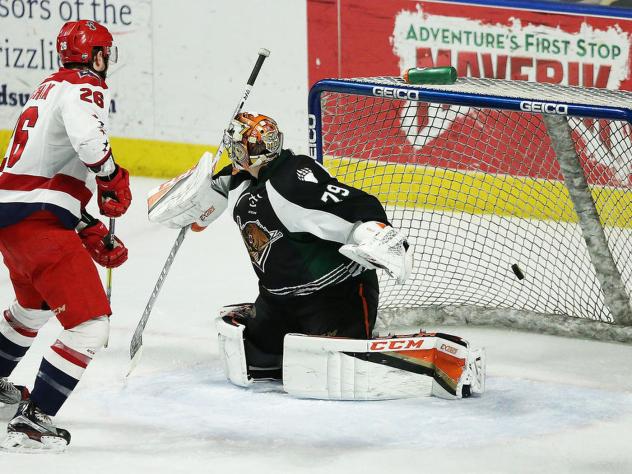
[308,76,632,338]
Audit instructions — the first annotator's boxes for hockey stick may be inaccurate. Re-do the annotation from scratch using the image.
[105,217,115,302]
[104,217,115,349]
[127,48,271,376]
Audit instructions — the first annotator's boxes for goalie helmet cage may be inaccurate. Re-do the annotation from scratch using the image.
[308,76,632,342]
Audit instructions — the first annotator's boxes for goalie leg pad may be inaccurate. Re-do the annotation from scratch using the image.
[283,333,435,400]
[283,332,486,400]
[216,304,283,386]
[216,315,252,387]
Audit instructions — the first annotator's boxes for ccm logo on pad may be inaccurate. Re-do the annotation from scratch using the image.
[369,338,429,351]
[520,101,568,115]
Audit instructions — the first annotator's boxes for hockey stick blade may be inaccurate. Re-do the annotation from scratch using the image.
[127,226,188,376]
[126,346,143,378]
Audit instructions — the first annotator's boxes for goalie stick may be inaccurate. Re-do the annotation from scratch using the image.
[127,48,271,376]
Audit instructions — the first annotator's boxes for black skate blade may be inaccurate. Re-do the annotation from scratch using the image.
[1,431,69,453]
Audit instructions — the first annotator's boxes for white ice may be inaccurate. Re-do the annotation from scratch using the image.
[1,177,632,473]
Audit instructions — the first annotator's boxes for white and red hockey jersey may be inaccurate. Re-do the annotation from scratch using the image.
[0,68,114,229]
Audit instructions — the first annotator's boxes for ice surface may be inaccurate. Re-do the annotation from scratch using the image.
[1,177,632,473]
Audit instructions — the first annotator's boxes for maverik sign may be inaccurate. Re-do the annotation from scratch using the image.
[308,0,632,90]
[307,0,632,185]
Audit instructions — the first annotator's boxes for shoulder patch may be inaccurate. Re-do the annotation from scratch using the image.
[297,167,319,184]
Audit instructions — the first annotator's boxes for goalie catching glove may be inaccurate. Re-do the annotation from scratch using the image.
[147,152,227,231]
[340,221,413,284]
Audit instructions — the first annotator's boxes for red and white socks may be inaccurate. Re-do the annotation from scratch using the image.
[0,303,49,377]
[31,316,109,416]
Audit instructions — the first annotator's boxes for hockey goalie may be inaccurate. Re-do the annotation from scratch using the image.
[148,112,485,400]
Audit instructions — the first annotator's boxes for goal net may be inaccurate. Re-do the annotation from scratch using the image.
[308,76,632,339]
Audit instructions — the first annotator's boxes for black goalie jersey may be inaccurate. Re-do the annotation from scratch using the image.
[212,150,389,298]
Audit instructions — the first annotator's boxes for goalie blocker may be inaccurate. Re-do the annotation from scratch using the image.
[217,313,485,400]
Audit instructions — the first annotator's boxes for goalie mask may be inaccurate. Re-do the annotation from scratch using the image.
[224,113,283,170]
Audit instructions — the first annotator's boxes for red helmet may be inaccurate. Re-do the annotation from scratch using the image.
[56,20,116,65]
[224,113,283,170]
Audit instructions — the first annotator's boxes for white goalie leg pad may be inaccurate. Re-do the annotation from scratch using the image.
[459,347,486,397]
[147,152,228,229]
[216,316,252,388]
[430,336,486,400]
[283,332,486,400]
[283,334,435,400]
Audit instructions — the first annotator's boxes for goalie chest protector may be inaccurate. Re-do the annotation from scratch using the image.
[215,150,388,298]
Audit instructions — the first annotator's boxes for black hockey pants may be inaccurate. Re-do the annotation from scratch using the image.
[244,270,379,371]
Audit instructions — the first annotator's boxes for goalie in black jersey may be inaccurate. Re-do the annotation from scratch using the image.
[149,113,484,400]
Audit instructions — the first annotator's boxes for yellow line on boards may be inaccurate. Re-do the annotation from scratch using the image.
[325,157,632,229]
[0,130,231,178]
[2,130,630,228]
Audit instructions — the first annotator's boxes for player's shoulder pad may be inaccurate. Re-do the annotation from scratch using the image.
[43,68,108,89]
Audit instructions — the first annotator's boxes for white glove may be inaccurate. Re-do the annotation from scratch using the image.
[339,221,413,284]
[147,152,227,230]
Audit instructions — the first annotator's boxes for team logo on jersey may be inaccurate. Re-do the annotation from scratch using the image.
[78,70,99,79]
[297,168,318,184]
[237,217,282,272]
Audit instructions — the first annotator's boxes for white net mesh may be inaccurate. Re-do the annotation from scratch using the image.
[316,77,632,328]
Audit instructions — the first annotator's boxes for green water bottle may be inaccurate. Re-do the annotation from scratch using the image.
[402,66,457,85]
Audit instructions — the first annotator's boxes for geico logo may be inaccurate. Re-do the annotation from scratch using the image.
[308,114,317,144]
[373,86,420,101]
[440,343,458,355]
[369,338,427,351]
[519,101,568,115]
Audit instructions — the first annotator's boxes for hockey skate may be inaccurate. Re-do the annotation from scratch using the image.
[0,378,30,420]
[0,377,21,406]
[1,400,70,452]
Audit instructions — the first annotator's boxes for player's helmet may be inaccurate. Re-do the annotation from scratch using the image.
[224,113,283,170]
[56,20,117,65]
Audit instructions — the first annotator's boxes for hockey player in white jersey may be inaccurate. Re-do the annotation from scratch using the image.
[0,20,131,452]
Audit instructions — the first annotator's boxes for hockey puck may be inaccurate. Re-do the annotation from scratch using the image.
[511,263,525,280]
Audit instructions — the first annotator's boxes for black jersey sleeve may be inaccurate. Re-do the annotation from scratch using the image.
[211,163,253,198]
[211,163,234,198]
[266,153,389,244]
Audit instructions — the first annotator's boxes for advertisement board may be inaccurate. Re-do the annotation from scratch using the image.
[308,0,632,186]
[308,0,632,89]
[0,1,309,177]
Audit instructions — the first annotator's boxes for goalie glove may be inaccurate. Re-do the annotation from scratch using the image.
[147,151,228,230]
[339,221,413,284]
